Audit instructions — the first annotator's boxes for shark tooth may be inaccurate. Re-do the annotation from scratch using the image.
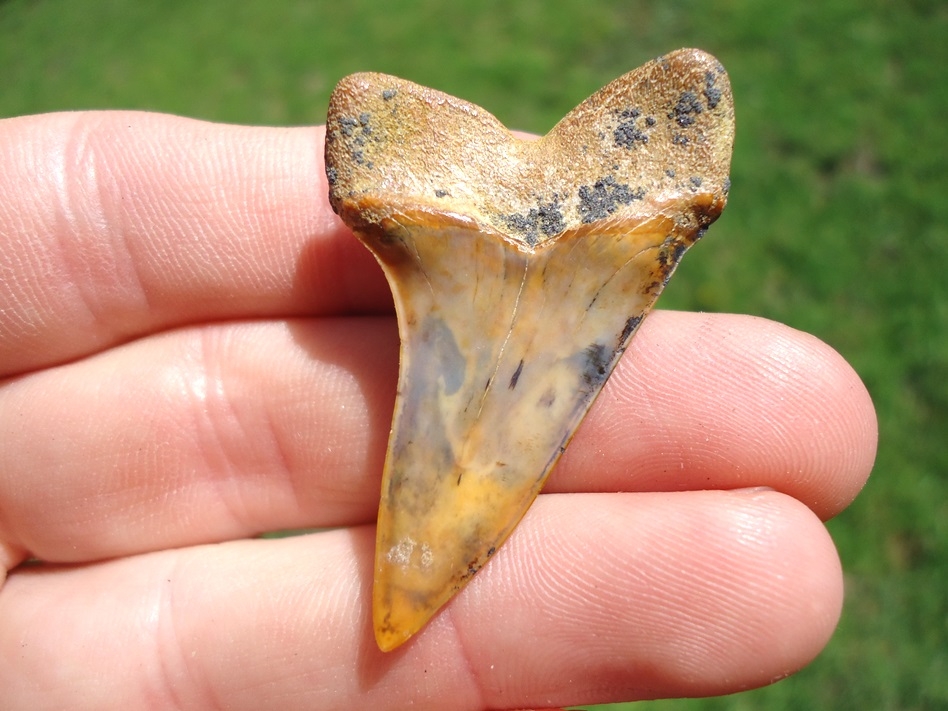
[325,48,734,651]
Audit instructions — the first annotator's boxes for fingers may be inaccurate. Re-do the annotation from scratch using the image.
[0,111,391,377]
[0,311,875,565]
[0,317,399,564]
[0,491,842,710]
[557,310,878,519]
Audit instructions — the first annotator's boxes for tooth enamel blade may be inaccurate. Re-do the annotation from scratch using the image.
[325,48,735,651]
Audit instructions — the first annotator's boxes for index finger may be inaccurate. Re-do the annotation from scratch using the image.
[0,111,391,377]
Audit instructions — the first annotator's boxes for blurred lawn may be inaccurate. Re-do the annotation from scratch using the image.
[2,0,945,708]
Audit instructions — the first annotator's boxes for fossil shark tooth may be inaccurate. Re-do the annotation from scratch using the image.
[325,48,734,651]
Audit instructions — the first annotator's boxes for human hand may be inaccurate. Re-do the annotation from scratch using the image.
[0,112,876,710]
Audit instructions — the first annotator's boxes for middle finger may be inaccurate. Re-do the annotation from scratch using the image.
[0,311,867,564]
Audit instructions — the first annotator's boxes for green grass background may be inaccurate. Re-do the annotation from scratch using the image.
[2,0,945,708]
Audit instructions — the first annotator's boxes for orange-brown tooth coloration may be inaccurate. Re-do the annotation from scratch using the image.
[325,48,735,651]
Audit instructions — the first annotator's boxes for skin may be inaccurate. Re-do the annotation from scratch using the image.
[0,111,877,711]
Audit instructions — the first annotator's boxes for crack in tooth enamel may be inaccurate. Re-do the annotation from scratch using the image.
[325,48,735,651]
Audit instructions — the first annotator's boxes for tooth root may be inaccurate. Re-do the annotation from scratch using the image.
[325,48,734,651]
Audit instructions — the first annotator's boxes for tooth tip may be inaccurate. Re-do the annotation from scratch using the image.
[374,622,408,653]
[373,578,437,651]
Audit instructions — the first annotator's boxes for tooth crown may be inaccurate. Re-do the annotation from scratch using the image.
[325,48,734,651]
